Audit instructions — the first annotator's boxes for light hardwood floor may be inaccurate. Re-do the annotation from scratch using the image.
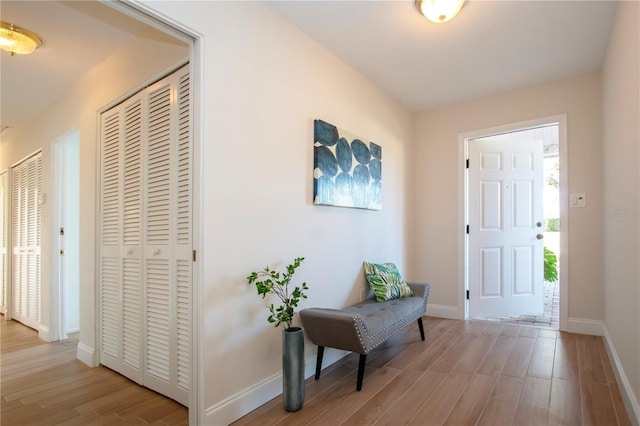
[235,317,630,426]
[0,317,188,425]
[1,316,630,426]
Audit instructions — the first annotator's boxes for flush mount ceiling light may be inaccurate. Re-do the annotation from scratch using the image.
[1,21,42,56]
[416,0,466,24]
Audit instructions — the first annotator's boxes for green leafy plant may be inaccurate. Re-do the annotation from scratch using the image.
[247,257,309,330]
[545,217,560,232]
[544,247,558,282]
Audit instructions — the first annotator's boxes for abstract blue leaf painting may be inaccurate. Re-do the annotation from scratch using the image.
[313,119,382,210]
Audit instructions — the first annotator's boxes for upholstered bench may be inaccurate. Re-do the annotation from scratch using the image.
[299,282,431,391]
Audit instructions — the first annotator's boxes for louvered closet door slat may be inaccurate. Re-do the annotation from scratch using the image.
[100,108,123,366]
[102,111,122,246]
[122,258,141,368]
[11,166,22,318]
[26,157,41,322]
[145,258,171,381]
[175,259,190,391]
[176,72,191,246]
[0,171,8,313]
[123,100,143,245]
[175,69,191,396]
[122,97,143,372]
[101,257,119,358]
[10,154,42,329]
[143,79,174,399]
[100,99,145,383]
[146,83,172,246]
[141,66,191,406]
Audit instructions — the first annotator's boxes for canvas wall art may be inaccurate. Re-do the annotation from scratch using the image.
[313,119,382,210]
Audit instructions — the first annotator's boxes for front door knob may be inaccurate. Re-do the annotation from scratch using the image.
[536,234,544,240]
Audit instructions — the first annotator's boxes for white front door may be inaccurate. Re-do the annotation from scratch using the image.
[468,139,544,318]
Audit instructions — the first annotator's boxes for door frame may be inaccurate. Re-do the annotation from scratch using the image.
[98,2,203,424]
[458,114,568,331]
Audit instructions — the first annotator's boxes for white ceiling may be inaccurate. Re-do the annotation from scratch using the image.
[1,0,617,132]
[0,0,180,130]
[266,0,617,111]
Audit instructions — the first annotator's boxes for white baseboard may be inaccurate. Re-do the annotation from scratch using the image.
[602,326,640,425]
[204,370,282,425]
[38,325,55,342]
[427,304,461,320]
[566,317,603,335]
[204,348,347,425]
[77,342,97,367]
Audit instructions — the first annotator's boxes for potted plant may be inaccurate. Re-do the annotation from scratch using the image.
[247,257,309,412]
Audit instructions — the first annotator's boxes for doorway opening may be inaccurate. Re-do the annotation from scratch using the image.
[464,121,563,330]
[91,2,201,421]
[54,131,80,340]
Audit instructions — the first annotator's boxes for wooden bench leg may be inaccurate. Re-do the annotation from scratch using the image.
[418,317,425,341]
[356,354,367,391]
[315,346,325,380]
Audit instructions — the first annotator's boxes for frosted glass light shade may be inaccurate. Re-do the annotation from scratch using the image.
[416,0,466,24]
[1,21,42,55]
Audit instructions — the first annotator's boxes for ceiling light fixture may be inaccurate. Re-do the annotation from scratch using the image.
[416,0,466,24]
[1,21,42,56]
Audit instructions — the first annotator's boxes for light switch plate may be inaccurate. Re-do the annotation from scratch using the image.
[570,193,586,208]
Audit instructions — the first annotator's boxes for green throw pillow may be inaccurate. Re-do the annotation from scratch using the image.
[363,262,413,302]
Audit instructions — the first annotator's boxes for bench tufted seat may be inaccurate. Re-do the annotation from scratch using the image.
[299,282,431,391]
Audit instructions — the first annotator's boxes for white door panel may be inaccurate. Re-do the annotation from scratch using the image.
[469,139,543,318]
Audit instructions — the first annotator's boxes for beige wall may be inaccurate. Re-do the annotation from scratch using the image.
[602,0,640,417]
[139,2,413,424]
[0,36,188,361]
[412,73,603,324]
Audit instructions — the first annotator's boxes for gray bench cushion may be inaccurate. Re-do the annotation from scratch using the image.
[344,296,426,352]
[300,282,431,355]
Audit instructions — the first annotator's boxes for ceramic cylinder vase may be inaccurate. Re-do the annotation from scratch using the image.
[282,327,305,412]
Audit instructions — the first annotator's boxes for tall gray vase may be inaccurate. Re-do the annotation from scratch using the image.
[282,326,305,412]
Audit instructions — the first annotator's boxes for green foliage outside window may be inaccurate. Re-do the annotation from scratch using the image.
[544,247,558,282]
[545,218,560,232]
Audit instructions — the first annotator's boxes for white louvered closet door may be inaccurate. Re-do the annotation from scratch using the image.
[0,170,8,314]
[99,64,191,406]
[11,153,42,330]
[100,93,145,384]
[141,67,191,405]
